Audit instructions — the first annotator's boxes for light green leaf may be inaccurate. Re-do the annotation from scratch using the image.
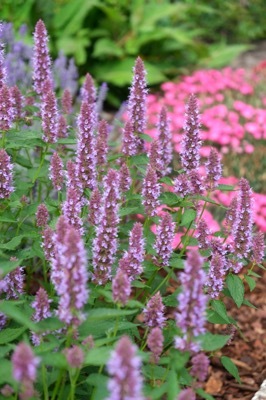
[200,333,231,351]
[221,356,241,383]
[0,302,37,331]
[180,209,196,227]
[244,275,256,291]
[84,347,111,366]
[0,326,27,344]
[226,274,244,308]
[211,300,230,323]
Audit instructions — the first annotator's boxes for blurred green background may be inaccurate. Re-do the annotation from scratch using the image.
[1,0,266,105]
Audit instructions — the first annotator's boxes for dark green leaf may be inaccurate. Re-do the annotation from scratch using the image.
[221,356,241,383]
[180,209,196,226]
[0,326,27,345]
[226,274,244,308]
[211,300,230,323]
[244,275,256,291]
[200,333,231,351]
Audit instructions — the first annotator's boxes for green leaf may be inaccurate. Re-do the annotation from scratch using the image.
[0,359,13,385]
[244,275,256,291]
[129,154,149,166]
[0,302,37,331]
[242,299,257,309]
[211,300,230,323]
[196,388,216,400]
[35,317,65,332]
[0,326,27,344]
[41,353,68,368]
[138,133,153,143]
[159,192,181,207]
[119,207,140,217]
[226,274,244,308]
[86,308,138,320]
[200,44,250,68]
[93,38,124,58]
[221,356,241,383]
[200,333,231,351]
[84,347,111,366]
[217,184,236,191]
[207,310,228,324]
[167,369,179,400]
[180,209,196,227]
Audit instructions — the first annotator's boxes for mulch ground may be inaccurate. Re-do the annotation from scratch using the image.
[204,266,266,399]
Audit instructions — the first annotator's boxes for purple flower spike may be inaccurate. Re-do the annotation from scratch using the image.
[178,388,196,400]
[0,23,7,87]
[41,87,59,143]
[10,86,23,120]
[41,226,55,262]
[205,147,222,190]
[206,252,227,298]
[0,149,14,199]
[57,114,67,138]
[148,140,164,174]
[51,216,69,290]
[32,20,53,95]
[92,169,120,285]
[88,187,101,226]
[225,196,238,233]
[127,57,147,152]
[106,336,144,400]
[96,119,109,170]
[251,232,264,264]
[36,204,49,227]
[12,343,39,400]
[96,82,108,114]
[189,170,205,195]
[174,174,192,198]
[143,292,165,328]
[62,187,84,235]
[142,165,160,217]
[119,163,131,194]
[175,250,208,352]
[0,85,13,131]
[56,226,89,327]
[195,219,210,250]
[64,346,84,369]
[232,178,253,258]
[122,120,137,157]
[31,287,52,345]
[1,265,24,299]
[147,327,164,363]
[154,213,175,266]
[76,101,97,190]
[81,73,97,105]
[158,106,172,176]
[112,269,131,306]
[62,88,72,114]
[66,160,81,193]
[191,353,209,382]
[49,152,64,191]
[181,94,202,172]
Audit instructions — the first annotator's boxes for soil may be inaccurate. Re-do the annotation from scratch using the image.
[203,266,266,400]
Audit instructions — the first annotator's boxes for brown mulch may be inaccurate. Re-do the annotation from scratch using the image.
[204,266,266,400]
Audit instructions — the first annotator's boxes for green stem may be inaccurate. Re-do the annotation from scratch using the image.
[42,364,49,400]
[32,145,49,184]
[51,369,64,400]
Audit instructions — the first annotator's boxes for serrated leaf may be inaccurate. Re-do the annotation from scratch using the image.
[200,333,231,351]
[207,310,228,324]
[221,356,241,383]
[0,326,27,344]
[244,275,256,291]
[159,192,181,206]
[180,209,196,226]
[226,274,244,308]
[212,300,230,323]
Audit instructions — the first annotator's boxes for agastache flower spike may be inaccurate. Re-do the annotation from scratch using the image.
[189,170,205,195]
[112,269,131,306]
[62,88,72,114]
[178,388,196,400]
[148,140,164,174]
[31,287,52,345]
[120,222,145,280]
[195,219,211,251]
[127,56,147,152]
[0,149,14,198]
[174,174,192,198]
[205,147,222,189]
[56,225,89,327]
[41,87,59,143]
[62,187,84,235]
[49,152,64,191]
[175,250,208,352]
[76,101,97,190]
[154,213,175,266]
[143,292,165,328]
[147,327,164,363]
[0,22,7,87]
[206,252,227,298]
[0,85,13,131]
[106,336,144,400]
[32,20,53,95]
[92,169,120,285]
[142,165,160,217]
[121,120,137,157]
[36,204,49,227]
[119,163,131,194]
[1,266,24,299]
[88,187,101,226]
[225,196,238,233]
[96,82,108,114]
[181,94,202,172]
[12,343,40,400]
[57,114,67,138]
[158,106,172,176]
[64,346,84,369]
[251,232,264,264]
[191,353,210,382]
[96,119,108,171]
[10,86,23,121]
[232,178,253,258]
[41,226,55,263]
[81,73,97,105]
[66,160,81,193]
[51,216,70,291]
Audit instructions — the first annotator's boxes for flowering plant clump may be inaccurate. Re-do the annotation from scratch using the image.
[0,20,264,400]
[146,65,266,232]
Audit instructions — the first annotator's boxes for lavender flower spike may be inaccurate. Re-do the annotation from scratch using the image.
[12,342,40,400]
[158,106,172,176]
[142,165,160,217]
[143,292,166,328]
[106,336,144,400]
[206,252,227,298]
[112,269,131,306]
[31,287,52,345]
[175,250,208,352]
[191,353,210,382]
[232,178,253,258]
[205,147,222,190]
[147,327,164,363]
[154,212,175,266]
[92,169,120,285]
[62,187,84,235]
[178,388,196,400]
[251,232,265,264]
[180,94,202,172]
[49,152,64,191]
[88,187,101,226]
[127,56,148,152]
[32,20,53,95]
[0,22,7,87]
[41,86,59,143]
[0,85,14,131]
[36,203,49,227]
[0,149,14,199]
[121,120,137,157]
[96,119,109,171]
[119,163,131,194]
